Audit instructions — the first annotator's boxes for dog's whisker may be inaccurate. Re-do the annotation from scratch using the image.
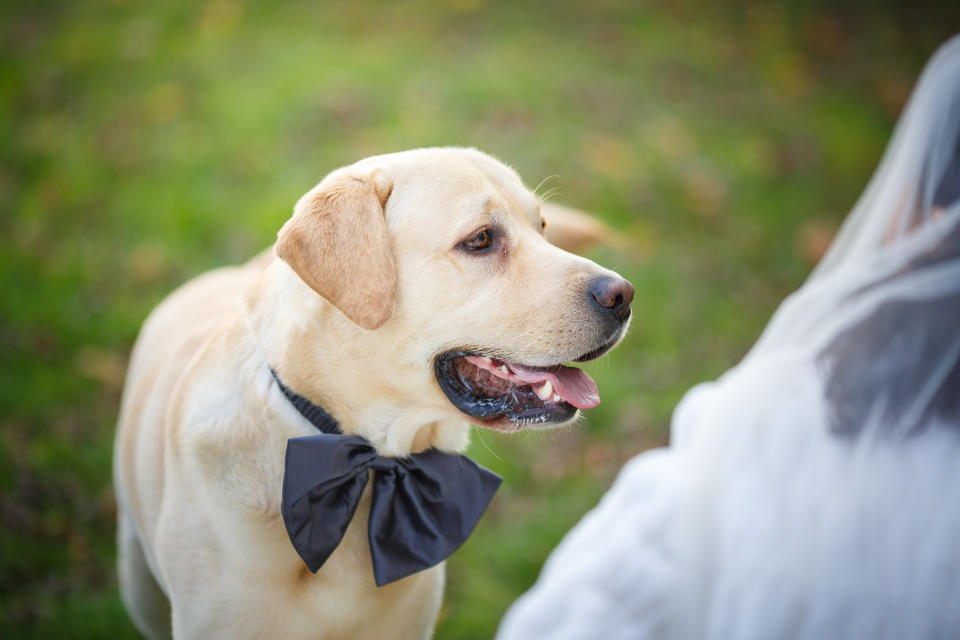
[540,187,563,203]
[533,174,561,198]
[473,427,505,463]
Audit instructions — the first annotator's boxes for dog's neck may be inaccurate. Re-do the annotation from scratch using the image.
[244,257,472,458]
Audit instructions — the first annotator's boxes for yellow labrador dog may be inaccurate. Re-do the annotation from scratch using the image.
[114,147,633,639]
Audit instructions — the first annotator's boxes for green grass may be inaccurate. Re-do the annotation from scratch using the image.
[2,1,957,637]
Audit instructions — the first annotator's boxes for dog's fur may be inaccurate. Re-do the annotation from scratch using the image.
[114,147,629,639]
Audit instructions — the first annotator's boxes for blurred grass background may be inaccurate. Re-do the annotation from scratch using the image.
[1,0,958,637]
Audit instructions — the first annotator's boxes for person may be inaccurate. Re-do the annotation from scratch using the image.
[497,34,960,640]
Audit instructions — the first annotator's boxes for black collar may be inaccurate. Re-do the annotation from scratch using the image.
[270,368,340,436]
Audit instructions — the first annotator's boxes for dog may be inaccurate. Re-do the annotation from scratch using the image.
[113,147,634,639]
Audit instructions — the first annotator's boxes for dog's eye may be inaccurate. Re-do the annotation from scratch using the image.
[462,228,493,251]
[540,219,547,231]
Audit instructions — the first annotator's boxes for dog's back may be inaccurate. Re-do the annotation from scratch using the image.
[114,256,267,639]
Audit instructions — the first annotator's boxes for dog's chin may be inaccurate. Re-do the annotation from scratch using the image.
[433,332,623,432]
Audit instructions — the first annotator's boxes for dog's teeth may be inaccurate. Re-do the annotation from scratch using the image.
[499,365,509,375]
[535,380,553,401]
[480,356,492,364]
[552,393,562,402]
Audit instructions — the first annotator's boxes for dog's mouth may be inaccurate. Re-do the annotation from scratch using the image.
[434,349,603,431]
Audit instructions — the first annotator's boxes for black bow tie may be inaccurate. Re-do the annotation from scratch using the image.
[273,371,502,587]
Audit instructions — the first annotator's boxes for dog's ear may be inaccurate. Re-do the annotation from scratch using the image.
[276,169,395,330]
[542,202,625,254]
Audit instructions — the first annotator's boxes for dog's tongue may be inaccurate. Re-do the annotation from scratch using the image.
[508,363,600,409]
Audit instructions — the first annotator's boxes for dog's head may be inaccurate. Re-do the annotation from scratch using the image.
[274,148,632,440]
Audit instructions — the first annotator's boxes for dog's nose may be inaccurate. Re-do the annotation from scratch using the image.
[589,275,634,321]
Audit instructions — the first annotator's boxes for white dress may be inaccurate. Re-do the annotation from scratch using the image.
[498,35,960,640]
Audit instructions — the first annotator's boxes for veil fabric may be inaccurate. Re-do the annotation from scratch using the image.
[747,34,960,439]
[498,36,960,640]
